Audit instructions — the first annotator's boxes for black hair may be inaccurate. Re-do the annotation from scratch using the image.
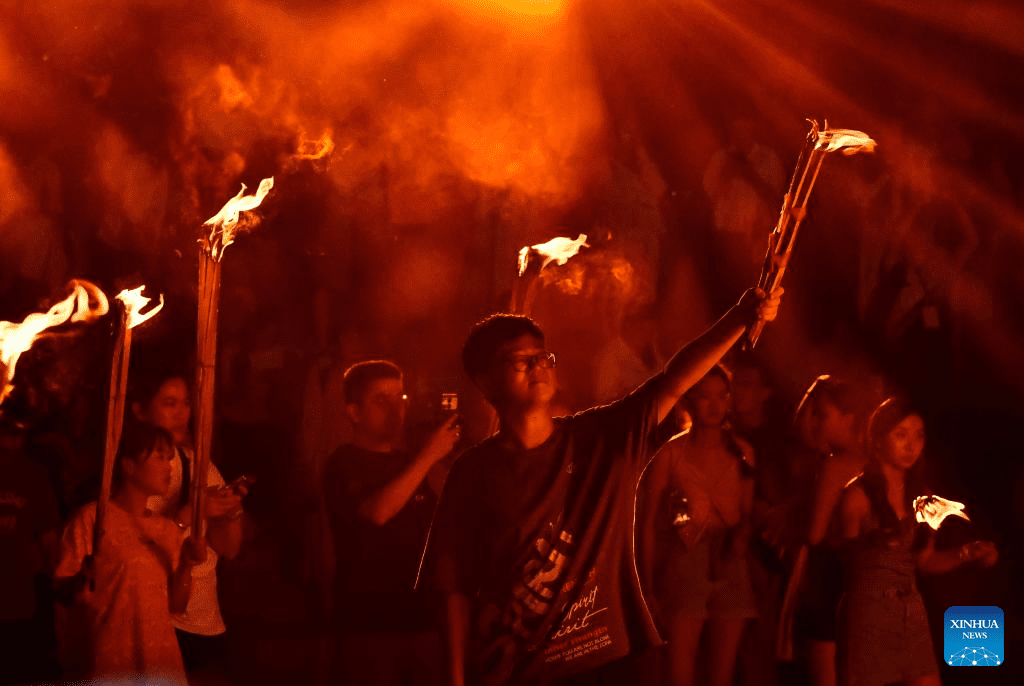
[113,420,175,489]
[730,351,773,389]
[342,360,403,406]
[128,366,190,413]
[461,314,545,380]
[795,374,871,434]
[857,397,931,535]
[682,365,754,477]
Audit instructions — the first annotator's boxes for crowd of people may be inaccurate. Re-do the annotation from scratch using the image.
[2,82,1020,686]
[1,268,1009,686]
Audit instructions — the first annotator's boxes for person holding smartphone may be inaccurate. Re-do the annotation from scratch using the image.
[129,368,247,682]
[323,360,460,686]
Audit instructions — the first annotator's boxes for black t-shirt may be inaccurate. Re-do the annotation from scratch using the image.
[322,444,438,632]
[422,380,666,686]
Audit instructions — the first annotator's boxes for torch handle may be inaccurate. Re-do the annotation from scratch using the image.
[746,146,828,350]
[94,308,131,559]
[192,253,222,539]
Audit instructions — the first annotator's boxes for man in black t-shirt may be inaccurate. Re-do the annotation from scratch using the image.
[422,287,784,686]
[323,360,459,686]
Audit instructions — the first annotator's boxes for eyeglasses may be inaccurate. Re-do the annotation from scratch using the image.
[368,393,409,408]
[501,352,557,373]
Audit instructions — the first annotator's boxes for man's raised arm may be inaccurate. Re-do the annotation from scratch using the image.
[652,288,783,423]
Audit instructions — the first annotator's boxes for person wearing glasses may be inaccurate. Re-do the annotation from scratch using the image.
[422,286,784,686]
[322,360,460,686]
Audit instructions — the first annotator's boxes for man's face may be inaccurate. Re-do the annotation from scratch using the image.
[350,377,407,444]
[487,334,556,411]
[732,367,771,420]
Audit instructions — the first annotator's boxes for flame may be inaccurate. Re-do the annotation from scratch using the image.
[914,494,970,530]
[816,126,877,155]
[517,233,589,276]
[202,177,275,259]
[116,287,165,330]
[1,281,109,402]
[295,130,335,160]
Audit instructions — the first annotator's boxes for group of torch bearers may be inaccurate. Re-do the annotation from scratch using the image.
[0,122,1004,686]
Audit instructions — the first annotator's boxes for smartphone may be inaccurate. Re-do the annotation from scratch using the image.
[440,393,459,413]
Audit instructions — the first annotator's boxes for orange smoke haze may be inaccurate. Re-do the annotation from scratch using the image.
[1,0,606,242]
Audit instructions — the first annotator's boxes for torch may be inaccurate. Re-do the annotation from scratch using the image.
[511,233,589,315]
[191,178,274,542]
[1,280,109,404]
[92,287,164,564]
[746,121,876,349]
[914,494,970,530]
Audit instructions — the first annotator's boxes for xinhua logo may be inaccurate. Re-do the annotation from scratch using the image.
[944,606,1004,666]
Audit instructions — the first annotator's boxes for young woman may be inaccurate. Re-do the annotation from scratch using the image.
[641,365,757,686]
[837,397,997,686]
[780,376,871,686]
[54,421,204,684]
[130,370,245,677]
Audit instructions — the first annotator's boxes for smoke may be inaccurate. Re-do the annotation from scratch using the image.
[2,1,602,220]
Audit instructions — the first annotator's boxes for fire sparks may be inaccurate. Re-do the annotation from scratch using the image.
[202,177,275,260]
[1,281,109,402]
[518,233,589,276]
[914,495,970,530]
[116,287,165,330]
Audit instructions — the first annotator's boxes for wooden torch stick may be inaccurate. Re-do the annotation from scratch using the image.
[191,251,222,543]
[746,142,829,349]
[93,303,131,571]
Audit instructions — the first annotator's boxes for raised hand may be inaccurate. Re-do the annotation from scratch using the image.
[423,414,461,464]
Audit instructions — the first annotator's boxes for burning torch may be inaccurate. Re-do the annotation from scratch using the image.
[92,287,164,567]
[192,178,274,544]
[746,121,876,348]
[914,494,970,530]
[512,233,589,315]
[1,281,109,404]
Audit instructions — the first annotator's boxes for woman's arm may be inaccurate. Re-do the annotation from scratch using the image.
[917,536,998,575]
[839,485,870,541]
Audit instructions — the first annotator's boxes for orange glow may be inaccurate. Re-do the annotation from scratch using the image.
[115,286,164,330]
[518,233,588,276]
[295,130,335,160]
[458,0,565,18]
[1,281,109,401]
[914,495,970,530]
[203,177,275,259]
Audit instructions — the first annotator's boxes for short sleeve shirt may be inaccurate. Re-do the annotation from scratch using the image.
[423,380,667,686]
[323,444,438,632]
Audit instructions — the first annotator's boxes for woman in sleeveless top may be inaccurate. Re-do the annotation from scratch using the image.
[777,376,870,686]
[837,397,998,686]
[641,365,757,686]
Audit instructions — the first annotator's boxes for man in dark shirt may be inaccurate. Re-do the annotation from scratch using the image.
[423,287,784,686]
[323,360,459,686]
